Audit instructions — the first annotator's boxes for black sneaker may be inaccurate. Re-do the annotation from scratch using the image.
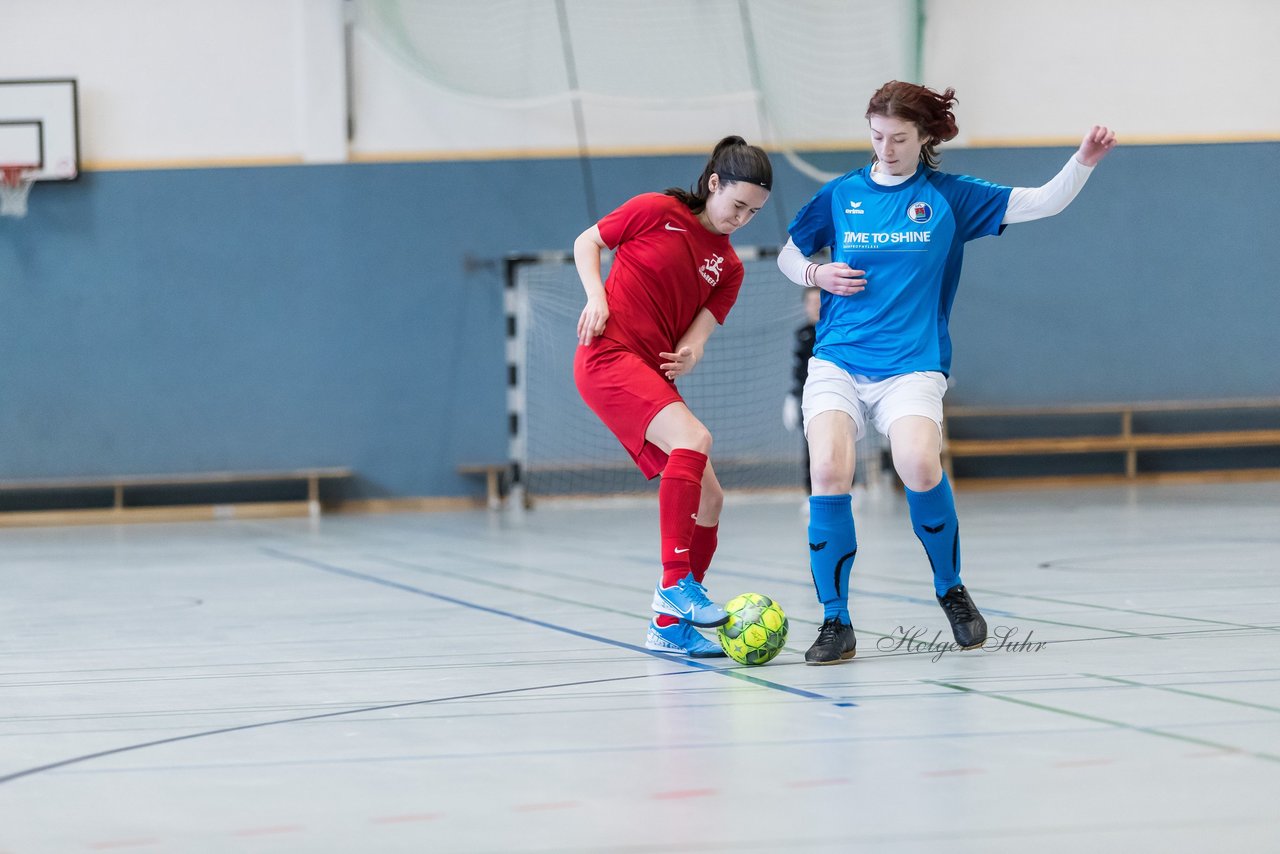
[937,584,987,649]
[804,618,857,665]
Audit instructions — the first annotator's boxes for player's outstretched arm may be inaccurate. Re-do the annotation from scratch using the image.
[1003,125,1118,225]
[574,225,610,346]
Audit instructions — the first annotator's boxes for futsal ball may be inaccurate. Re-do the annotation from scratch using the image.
[717,593,788,665]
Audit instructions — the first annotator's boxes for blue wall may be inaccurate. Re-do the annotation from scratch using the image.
[943,143,1279,404]
[1,142,1275,498]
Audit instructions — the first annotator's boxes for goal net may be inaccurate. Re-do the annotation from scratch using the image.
[514,252,812,499]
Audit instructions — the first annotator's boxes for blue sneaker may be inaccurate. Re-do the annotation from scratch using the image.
[645,619,726,657]
[651,575,729,627]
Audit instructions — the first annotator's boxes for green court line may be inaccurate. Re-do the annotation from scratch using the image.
[720,556,1157,640]
[374,544,879,646]
[847,559,1280,634]
[1085,673,1280,715]
[398,519,1142,641]
[370,551,1152,660]
[374,546,1155,653]
[331,525,1176,651]
[966,587,1280,633]
[923,680,1280,765]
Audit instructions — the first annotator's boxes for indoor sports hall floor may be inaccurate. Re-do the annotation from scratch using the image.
[2,481,1279,853]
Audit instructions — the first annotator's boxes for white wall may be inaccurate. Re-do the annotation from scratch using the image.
[2,0,1276,168]
[347,0,911,158]
[0,0,344,169]
[924,0,1280,144]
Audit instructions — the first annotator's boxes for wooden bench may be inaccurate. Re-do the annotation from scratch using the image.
[942,399,1280,487]
[0,467,353,525]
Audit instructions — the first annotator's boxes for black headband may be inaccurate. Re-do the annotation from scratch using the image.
[719,172,771,191]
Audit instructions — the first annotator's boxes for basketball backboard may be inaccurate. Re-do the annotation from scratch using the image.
[0,79,79,181]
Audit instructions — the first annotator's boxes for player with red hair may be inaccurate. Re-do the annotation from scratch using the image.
[778,81,1116,664]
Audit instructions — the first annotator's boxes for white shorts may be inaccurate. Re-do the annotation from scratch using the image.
[801,358,947,441]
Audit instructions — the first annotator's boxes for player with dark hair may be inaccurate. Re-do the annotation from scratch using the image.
[778,81,1116,664]
[574,135,773,657]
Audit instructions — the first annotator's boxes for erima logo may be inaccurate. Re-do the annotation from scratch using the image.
[922,523,947,534]
[809,541,828,552]
[844,201,865,215]
[907,201,933,224]
[665,222,687,232]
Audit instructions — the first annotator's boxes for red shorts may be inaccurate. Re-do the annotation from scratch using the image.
[574,340,682,479]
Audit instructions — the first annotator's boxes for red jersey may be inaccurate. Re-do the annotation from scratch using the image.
[595,193,744,370]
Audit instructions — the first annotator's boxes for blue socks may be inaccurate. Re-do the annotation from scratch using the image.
[905,473,962,597]
[807,475,960,616]
[808,494,857,624]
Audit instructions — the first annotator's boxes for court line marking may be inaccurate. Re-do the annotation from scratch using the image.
[368,538,1071,652]
[923,680,1280,765]
[368,554,664,621]
[335,538,1255,657]
[1085,673,1280,715]
[365,552,808,657]
[0,548,851,786]
[0,670,706,786]
[364,550,1217,662]
[53,714,1140,777]
[260,547,848,706]
[322,514,1280,639]
[964,586,1280,634]
[714,562,1163,640]
[258,527,1059,659]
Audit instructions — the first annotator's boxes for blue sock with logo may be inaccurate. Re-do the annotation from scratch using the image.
[808,494,857,624]
[905,473,962,597]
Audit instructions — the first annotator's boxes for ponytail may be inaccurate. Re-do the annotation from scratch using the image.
[666,135,772,214]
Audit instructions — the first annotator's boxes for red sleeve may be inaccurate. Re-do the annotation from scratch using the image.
[596,193,666,249]
[703,261,743,324]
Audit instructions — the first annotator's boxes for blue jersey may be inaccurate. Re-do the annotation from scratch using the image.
[788,165,1011,377]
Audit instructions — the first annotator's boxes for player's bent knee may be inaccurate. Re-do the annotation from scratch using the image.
[676,426,712,455]
[810,459,854,494]
[894,456,942,492]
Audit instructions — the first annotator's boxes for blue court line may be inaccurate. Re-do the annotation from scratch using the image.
[0,553,848,787]
[259,547,850,706]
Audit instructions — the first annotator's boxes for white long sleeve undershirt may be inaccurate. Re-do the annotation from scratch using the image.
[777,153,1095,286]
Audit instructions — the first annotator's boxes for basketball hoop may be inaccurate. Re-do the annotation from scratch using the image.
[1,166,37,218]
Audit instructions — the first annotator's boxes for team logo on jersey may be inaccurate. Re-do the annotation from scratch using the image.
[698,254,725,286]
[907,201,933,224]
[844,201,865,215]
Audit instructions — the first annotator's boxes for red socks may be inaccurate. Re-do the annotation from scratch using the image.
[689,522,718,584]
[655,449,716,630]
[655,521,719,628]
[658,449,707,588]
